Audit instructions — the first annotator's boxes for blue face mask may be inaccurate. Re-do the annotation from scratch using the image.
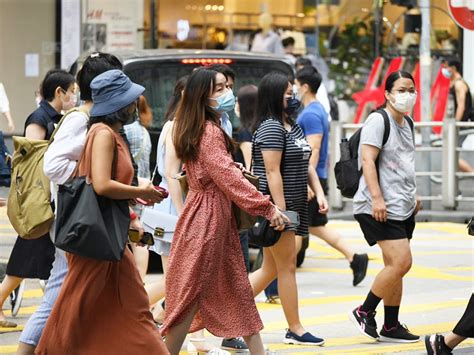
[210,89,236,113]
[284,96,301,116]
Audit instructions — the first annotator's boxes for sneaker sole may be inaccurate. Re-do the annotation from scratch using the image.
[221,347,249,352]
[424,335,435,355]
[378,335,421,343]
[11,281,25,317]
[348,310,379,341]
[283,338,324,346]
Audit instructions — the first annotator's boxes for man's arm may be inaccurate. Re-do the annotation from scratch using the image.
[454,81,467,121]
[306,133,323,170]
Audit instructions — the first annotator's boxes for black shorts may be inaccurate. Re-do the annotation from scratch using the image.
[354,213,416,247]
[308,178,328,227]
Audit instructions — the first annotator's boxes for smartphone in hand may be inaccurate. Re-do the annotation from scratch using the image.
[283,210,300,231]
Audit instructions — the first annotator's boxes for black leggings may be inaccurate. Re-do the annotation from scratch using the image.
[453,293,474,338]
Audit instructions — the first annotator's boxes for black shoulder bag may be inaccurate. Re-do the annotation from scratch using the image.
[54,133,130,261]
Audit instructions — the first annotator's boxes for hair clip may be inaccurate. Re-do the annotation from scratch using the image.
[90,53,100,58]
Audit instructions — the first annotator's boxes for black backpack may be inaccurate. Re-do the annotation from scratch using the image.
[334,109,414,198]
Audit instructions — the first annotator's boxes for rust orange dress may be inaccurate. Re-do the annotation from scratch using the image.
[161,122,276,338]
[36,124,168,355]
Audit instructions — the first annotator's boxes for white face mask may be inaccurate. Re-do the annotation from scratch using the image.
[389,92,417,113]
[442,67,453,79]
[61,90,77,111]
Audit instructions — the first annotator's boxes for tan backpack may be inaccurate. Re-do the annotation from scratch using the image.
[7,108,86,239]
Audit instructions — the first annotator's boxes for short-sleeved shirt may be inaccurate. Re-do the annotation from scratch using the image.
[296,101,329,179]
[234,127,252,166]
[353,109,416,220]
[124,121,152,179]
[24,100,62,140]
[252,118,312,236]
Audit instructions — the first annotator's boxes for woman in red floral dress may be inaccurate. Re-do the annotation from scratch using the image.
[161,68,288,354]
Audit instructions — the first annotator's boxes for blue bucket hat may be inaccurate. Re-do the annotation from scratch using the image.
[90,69,145,117]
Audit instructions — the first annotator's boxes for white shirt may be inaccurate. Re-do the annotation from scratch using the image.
[0,83,10,113]
[44,110,89,185]
[251,31,284,55]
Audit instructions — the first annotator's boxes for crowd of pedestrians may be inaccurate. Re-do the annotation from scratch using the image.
[0,50,472,355]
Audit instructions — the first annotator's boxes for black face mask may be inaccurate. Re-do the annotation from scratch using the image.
[284,97,301,116]
[122,106,139,126]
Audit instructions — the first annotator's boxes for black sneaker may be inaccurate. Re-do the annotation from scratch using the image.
[425,334,453,355]
[9,280,25,317]
[283,329,324,346]
[349,306,379,340]
[379,323,420,343]
[350,253,369,286]
[221,337,248,352]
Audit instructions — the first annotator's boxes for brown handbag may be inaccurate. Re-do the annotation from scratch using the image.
[176,170,259,231]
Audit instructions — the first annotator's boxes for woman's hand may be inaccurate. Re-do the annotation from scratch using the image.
[138,181,164,204]
[372,196,387,222]
[234,162,251,174]
[316,193,329,214]
[129,218,146,247]
[270,207,291,231]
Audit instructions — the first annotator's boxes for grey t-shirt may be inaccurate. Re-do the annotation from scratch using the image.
[353,109,416,220]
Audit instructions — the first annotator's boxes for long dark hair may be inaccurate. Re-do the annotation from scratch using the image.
[164,75,189,122]
[173,68,234,163]
[378,70,416,109]
[237,85,258,132]
[257,72,291,126]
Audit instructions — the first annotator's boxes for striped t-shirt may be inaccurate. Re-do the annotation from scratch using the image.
[252,118,312,236]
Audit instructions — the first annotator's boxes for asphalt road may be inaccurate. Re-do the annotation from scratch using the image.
[0,210,473,354]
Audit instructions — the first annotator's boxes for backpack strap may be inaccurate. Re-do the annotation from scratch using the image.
[375,109,391,147]
[403,115,415,145]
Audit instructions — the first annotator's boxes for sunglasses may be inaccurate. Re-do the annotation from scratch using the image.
[128,229,154,246]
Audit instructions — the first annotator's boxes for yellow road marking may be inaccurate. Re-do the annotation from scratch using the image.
[18,306,38,315]
[442,266,474,271]
[23,289,43,298]
[0,325,23,333]
[0,345,17,353]
[256,295,365,311]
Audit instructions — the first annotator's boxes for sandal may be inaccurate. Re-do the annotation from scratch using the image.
[0,320,17,328]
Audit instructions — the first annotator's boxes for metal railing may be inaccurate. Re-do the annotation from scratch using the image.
[328,119,474,210]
